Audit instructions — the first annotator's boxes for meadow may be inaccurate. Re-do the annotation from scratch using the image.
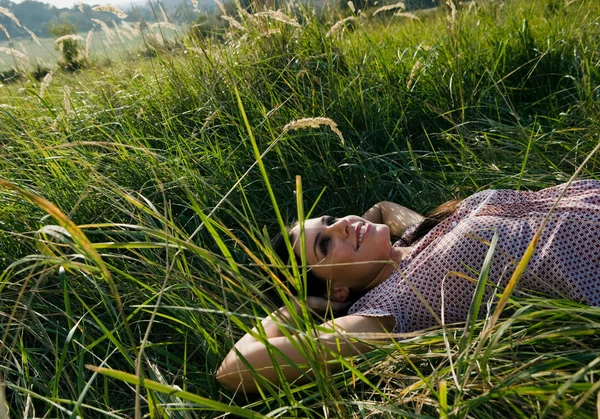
[0,24,182,73]
[0,0,599,417]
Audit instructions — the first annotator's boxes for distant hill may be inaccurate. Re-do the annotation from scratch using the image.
[0,0,205,39]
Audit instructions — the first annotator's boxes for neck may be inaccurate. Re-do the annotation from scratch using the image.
[356,246,413,292]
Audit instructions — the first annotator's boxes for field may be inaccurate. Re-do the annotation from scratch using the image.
[0,25,181,72]
[1,0,600,417]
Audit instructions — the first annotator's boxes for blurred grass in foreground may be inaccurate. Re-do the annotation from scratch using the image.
[0,0,599,416]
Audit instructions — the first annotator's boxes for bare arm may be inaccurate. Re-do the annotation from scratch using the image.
[216,306,394,394]
[362,201,424,238]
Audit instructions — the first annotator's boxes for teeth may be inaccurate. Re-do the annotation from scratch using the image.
[358,225,365,247]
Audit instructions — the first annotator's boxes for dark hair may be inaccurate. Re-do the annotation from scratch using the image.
[409,199,463,244]
[270,230,328,297]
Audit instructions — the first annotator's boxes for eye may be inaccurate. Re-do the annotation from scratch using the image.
[324,216,337,226]
[320,237,330,256]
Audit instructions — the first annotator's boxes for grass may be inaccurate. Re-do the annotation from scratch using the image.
[0,0,599,416]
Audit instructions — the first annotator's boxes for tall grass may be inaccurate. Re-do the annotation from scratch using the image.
[0,0,599,416]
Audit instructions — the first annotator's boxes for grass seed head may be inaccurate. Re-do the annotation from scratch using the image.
[347,1,356,13]
[407,59,423,89]
[111,20,126,43]
[221,15,245,31]
[0,47,29,69]
[0,6,21,27]
[253,11,301,27]
[92,18,115,41]
[151,22,178,30]
[215,0,227,15]
[63,85,72,115]
[283,117,345,144]
[159,3,169,22]
[326,16,357,38]
[23,27,42,45]
[85,30,93,57]
[120,20,138,36]
[92,4,128,19]
[0,24,9,39]
[54,34,84,45]
[394,12,420,20]
[39,71,53,98]
[446,0,457,24]
[373,1,406,15]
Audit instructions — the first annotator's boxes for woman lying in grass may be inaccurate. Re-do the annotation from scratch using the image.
[217,180,600,393]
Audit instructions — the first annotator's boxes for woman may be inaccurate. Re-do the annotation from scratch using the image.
[217,180,600,393]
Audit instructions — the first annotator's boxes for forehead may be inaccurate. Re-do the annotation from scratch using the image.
[290,217,322,240]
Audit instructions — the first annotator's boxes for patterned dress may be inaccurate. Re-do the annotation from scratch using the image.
[348,180,600,333]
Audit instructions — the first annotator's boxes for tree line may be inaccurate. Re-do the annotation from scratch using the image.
[0,0,202,39]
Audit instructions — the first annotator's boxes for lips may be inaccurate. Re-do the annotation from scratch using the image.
[356,223,368,249]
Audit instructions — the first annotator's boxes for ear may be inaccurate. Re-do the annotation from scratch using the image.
[330,287,349,302]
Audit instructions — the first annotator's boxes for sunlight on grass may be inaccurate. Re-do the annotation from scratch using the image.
[0,0,599,416]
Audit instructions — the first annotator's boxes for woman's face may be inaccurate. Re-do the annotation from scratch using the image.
[290,215,394,291]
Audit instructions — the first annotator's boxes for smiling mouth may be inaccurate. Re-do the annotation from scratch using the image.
[357,223,368,248]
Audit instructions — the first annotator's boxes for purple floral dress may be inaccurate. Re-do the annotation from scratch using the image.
[349,180,600,332]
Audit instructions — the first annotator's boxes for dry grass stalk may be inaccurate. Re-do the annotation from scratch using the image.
[92,4,128,19]
[23,27,42,45]
[215,0,227,15]
[221,15,245,31]
[151,22,177,30]
[121,20,139,36]
[85,30,93,57]
[394,12,420,20]
[92,18,115,40]
[373,1,405,15]
[0,47,26,60]
[0,46,29,69]
[0,24,9,39]
[447,0,457,25]
[202,110,219,129]
[54,34,84,44]
[253,11,301,27]
[189,0,198,11]
[0,6,21,27]
[76,1,84,13]
[39,71,53,98]
[283,117,345,144]
[326,16,356,38]
[406,59,423,89]
[111,20,126,43]
[116,23,133,40]
[159,3,169,22]
[63,85,72,116]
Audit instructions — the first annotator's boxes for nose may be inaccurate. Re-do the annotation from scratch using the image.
[327,218,349,238]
